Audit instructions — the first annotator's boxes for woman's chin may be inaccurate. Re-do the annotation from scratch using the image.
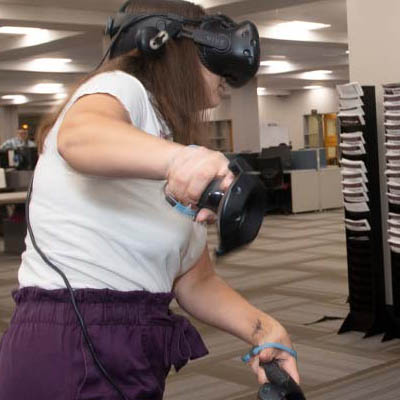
[209,94,222,108]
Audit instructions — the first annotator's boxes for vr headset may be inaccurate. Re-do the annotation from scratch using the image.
[104,8,260,87]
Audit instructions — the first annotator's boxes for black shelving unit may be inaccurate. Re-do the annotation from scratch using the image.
[381,83,400,341]
[385,248,400,340]
[338,86,387,337]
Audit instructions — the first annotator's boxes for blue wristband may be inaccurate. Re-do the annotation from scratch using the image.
[241,342,297,363]
[172,201,197,218]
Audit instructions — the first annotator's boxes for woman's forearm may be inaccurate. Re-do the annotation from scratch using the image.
[175,271,282,346]
[58,112,183,179]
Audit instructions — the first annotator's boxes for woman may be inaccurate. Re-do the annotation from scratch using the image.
[0,1,299,399]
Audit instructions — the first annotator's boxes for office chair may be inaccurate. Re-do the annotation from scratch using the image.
[258,156,284,189]
[261,144,292,171]
[14,147,38,170]
[236,152,260,170]
[257,156,290,214]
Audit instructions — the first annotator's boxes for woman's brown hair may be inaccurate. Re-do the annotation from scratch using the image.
[36,0,210,152]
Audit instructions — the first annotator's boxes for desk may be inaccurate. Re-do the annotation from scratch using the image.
[0,191,27,254]
[319,167,343,210]
[285,167,343,213]
[0,191,27,205]
[286,170,319,213]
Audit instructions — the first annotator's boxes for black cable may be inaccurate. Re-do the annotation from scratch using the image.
[25,177,128,400]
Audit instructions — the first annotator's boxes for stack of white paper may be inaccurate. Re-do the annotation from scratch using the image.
[340,158,367,172]
[345,218,371,232]
[384,93,400,103]
[388,180,400,195]
[337,83,366,127]
[386,133,400,142]
[337,83,371,216]
[388,237,400,253]
[340,159,369,204]
[340,142,366,155]
[341,168,368,182]
[342,178,368,192]
[388,212,400,253]
[385,169,400,179]
[383,84,400,253]
[340,131,365,143]
[344,201,369,213]
[340,132,366,155]
[337,83,364,98]
[340,97,364,108]
[383,83,400,95]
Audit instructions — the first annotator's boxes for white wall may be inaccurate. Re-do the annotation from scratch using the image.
[209,88,339,151]
[208,97,231,121]
[258,87,338,150]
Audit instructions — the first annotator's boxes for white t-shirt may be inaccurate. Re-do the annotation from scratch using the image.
[19,70,207,293]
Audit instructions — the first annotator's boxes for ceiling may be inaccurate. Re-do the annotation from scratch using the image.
[0,0,349,115]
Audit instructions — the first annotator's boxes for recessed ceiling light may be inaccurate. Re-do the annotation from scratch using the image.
[260,60,291,73]
[260,61,286,67]
[32,83,64,94]
[54,93,68,100]
[304,85,323,90]
[1,95,29,104]
[33,58,72,65]
[28,58,72,72]
[257,87,268,96]
[269,55,287,60]
[346,50,350,54]
[302,70,333,80]
[309,70,332,74]
[274,21,331,32]
[0,26,45,35]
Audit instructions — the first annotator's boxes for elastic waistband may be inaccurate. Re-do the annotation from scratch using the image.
[12,287,175,326]
[11,287,209,371]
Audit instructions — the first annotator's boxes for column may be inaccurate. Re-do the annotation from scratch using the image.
[0,105,19,144]
[230,78,260,152]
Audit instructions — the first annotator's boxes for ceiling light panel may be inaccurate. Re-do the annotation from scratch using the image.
[275,21,331,32]
[302,70,333,80]
[0,26,46,35]
[32,83,64,94]
[257,87,268,96]
[263,20,331,41]
[54,93,68,100]
[1,95,29,104]
[260,60,292,74]
[304,85,323,90]
[28,58,72,72]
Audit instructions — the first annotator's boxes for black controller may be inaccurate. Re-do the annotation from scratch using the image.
[258,362,306,400]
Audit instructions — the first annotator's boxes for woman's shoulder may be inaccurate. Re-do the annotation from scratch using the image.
[80,70,148,98]
[68,70,151,127]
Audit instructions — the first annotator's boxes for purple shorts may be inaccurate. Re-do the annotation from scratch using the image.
[0,287,208,400]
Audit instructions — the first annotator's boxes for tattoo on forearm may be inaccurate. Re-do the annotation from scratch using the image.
[252,319,263,338]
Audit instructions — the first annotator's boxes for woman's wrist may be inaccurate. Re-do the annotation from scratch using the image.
[163,142,186,180]
[250,315,288,346]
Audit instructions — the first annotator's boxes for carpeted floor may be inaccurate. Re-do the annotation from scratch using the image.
[1,209,399,399]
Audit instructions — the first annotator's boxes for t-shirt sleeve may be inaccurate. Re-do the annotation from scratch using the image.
[69,71,147,128]
[179,223,208,276]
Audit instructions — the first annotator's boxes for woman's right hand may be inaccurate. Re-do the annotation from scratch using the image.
[165,146,235,223]
[247,319,300,385]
